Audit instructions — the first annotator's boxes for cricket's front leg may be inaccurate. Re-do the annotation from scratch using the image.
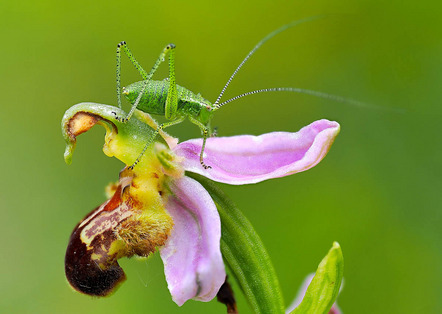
[116,41,149,110]
[199,128,211,169]
[188,116,212,169]
[129,115,185,170]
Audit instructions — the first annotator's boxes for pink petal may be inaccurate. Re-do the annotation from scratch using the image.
[173,119,340,185]
[160,176,225,306]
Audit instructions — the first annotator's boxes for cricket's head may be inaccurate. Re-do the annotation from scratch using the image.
[122,81,146,105]
[198,101,215,127]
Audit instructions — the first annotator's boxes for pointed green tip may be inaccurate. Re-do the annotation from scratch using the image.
[64,142,75,165]
[290,242,344,314]
[331,242,343,264]
[322,241,343,275]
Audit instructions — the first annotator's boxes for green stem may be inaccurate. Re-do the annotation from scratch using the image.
[188,173,285,314]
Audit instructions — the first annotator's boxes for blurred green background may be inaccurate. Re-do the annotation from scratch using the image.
[1,0,440,313]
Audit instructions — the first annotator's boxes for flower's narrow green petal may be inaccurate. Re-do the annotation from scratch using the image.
[61,102,164,166]
[290,242,344,314]
[188,173,285,314]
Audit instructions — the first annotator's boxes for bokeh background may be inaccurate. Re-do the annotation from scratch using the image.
[1,0,440,313]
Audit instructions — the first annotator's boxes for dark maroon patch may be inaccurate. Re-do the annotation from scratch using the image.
[216,276,238,313]
[65,221,126,296]
[65,185,130,297]
[65,200,126,296]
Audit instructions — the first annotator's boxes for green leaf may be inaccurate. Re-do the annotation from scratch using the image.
[291,242,344,314]
[188,173,285,314]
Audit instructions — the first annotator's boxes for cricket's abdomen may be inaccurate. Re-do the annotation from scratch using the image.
[123,80,211,117]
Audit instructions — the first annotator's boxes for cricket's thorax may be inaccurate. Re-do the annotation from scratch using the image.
[123,80,213,121]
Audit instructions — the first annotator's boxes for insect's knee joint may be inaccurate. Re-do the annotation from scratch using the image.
[166,43,176,50]
[200,161,212,170]
[117,41,127,48]
[129,159,139,170]
[111,111,128,123]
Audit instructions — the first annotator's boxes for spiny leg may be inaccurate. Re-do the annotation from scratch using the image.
[164,44,178,121]
[188,116,211,169]
[129,116,185,170]
[115,42,176,121]
[124,44,176,122]
[200,129,211,169]
[116,41,148,109]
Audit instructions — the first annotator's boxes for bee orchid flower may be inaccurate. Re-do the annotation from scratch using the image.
[62,102,340,307]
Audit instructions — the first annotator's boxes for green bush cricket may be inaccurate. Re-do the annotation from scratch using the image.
[113,17,363,169]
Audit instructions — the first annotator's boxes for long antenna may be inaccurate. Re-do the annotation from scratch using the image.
[213,16,323,109]
[217,87,369,108]
[216,87,405,113]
